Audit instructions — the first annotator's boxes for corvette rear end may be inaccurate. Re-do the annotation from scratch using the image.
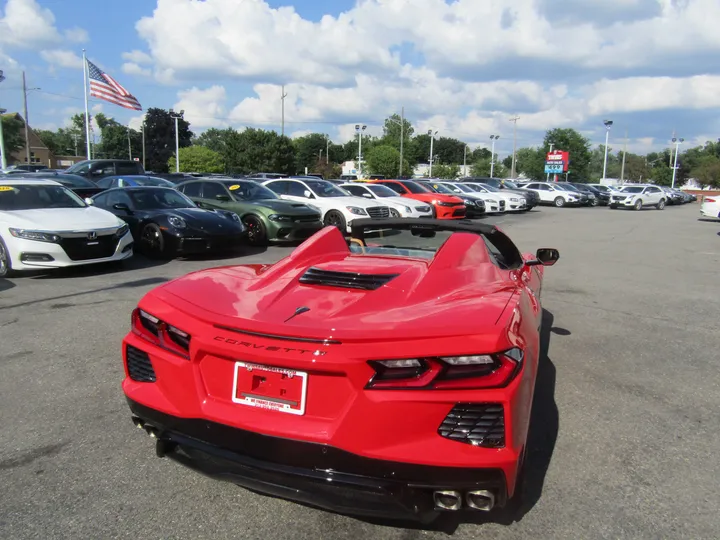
[122,219,558,522]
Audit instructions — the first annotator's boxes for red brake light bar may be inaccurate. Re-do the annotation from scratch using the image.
[131,308,191,359]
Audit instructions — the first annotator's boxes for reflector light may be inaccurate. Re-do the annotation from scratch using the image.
[439,355,494,366]
[377,359,422,368]
[131,308,191,359]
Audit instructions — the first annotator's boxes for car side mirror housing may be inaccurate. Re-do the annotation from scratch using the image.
[527,248,560,267]
[303,190,314,198]
[84,197,94,205]
[113,202,132,214]
[362,192,372,198]
[215,194,231,202]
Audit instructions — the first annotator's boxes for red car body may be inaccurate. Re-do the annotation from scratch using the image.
[369,179,466,219]
[122,219,558,522]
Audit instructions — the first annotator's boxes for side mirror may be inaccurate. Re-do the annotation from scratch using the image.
[84,197,94,205]
[527,248,560,267]
[303,190,314,198]
[113,202,132,214]
[362,192,372,198]
[215,194,231,202]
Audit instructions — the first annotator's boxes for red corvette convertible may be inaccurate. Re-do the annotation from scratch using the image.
[122,218,559,522]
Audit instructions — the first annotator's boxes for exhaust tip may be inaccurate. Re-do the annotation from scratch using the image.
[132,416,145,429]
[143,424,159,438]
[466,490,495,511]
[433,490,462,511]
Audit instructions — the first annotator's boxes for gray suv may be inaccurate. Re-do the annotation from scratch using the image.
[65,160,145,181]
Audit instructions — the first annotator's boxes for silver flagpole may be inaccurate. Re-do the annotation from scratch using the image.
[82,49,92,159]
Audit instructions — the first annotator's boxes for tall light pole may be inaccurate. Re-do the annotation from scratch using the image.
[326,134,329,164]
[127,125,132,160]
[490,135,500,177]
[0,70,6,169]
[140,122,146,170]
[602,120,613,180]
[355,124,367,177]
[21,72,40,164]
[399,106,404,178]
[671,137,684,189]
[170,109,184,173]
[546,143,554,182]
[463,144,468,175]
[280,85,288,137]
[428,129,438,177]
[509,116,519,178]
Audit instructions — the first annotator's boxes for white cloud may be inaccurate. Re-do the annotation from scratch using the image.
[40,49,83,69]
[0,0,61,48]
[122,50,152,64]
[173,85,228,129]
[122,62,151,77]
[128,113,147,131]
[64,27,88,43]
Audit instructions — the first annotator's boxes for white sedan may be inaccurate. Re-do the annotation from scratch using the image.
[0,178,133,277]
[340,183,433,218]
[700,195,720,219]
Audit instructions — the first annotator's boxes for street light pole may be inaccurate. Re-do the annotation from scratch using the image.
[0,70,6,169]
[428,129,438,177]
[326,135,329,164]
[546,143,554,182]
[490,135,499,177]
[355,124,367,177]
[399,106,404,178]
[170,109,184,173]
[141,123,146,170]
[671,137,684,189]
[602,120,613,180]
[509,116,519,178]
[463,144,468,175]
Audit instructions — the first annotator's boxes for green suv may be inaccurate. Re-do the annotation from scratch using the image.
[176,179,323,245]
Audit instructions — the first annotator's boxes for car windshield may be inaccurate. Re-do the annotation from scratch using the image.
[452,184,474,193]
[592,185,610,192]
[478,183,500,192]
[128,176,175,187]
[35,174,96,188]
[65,162,90,173]
[400,181,431,194]
[223,181,279,200]
[304,179,349,197]
[503,181,520,189]
[0,184,86,210]
[367,184,399,198]
[554,184,575,192]
[128,188,196,209]
[620,186,644,193]
[426,182,455,194]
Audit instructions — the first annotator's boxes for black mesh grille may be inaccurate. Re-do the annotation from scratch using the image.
[299,267,399,290]
[438,403,505,448]
[126,345,156,382]
[59,235,119,261]
[366,206,390,219]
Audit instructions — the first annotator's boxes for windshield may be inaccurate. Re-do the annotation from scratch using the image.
[620,186,644,193]
[592,185,610,192]
[367,184,399,198]
[65,161,90,174]
[503,181,520,189]
[0,184,86,210]
[425,182,456,194]
[452,184,475,193]
[553,184,574,192]
[304,179,349,197]
[350,229,454,260]
[478,183,500,192]
[50,174,97,188]
[129,176,175,187]
[128,188,196,210]
[223,181,279,200]
[400,181,431,194]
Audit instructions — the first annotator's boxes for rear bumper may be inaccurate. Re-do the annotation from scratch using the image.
[127,398,508,522]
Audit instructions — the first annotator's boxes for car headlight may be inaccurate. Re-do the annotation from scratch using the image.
[223,211,240,222]
[487,199,496,204]
[268,214,292,222]
[437,201,454,207]
[114,224,129,238]
[8,228,62,243]
[346,206,368,215]
[463,199,476,206]
[167,216,187,229]
[510,197,519,202]
[403,206,412,213]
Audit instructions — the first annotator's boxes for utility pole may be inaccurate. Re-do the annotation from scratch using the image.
[620,130,627,182]
[546,143,554,182]
[428,129,438,177]
[170,109,184,172]
[509,115,519,178]
[141,123,146,169]
[127,125,132,160]
[399,106,404,178]
[281,85,288,136]
[326,135,329,164]
[490,135,499,178]
[463,144,468,174]
[22,71,30,164]
[72,133,79,155]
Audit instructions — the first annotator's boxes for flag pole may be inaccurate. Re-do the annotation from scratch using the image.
[82,49,92,159]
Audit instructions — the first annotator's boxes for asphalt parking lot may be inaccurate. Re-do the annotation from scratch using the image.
[1,204,719,540]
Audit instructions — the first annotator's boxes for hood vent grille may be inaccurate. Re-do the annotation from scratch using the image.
[299,267,399,290]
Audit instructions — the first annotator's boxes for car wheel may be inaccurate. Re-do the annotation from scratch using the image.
[389,208,400,218]
[590,199,598,207]
[657,199,665,210]
[430,206,437,218]
[634,199,643,211]
[554,196,565,208]
[609,204,617,209]
[323,210,346,231]
[0,236,14,278]
[140,223,166,257]
[243,215,268,246]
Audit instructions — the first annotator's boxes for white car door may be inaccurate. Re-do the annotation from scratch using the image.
[644,186,662,205]
[526,183,551,203]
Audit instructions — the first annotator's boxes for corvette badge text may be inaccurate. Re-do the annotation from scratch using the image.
[214,336,327,356]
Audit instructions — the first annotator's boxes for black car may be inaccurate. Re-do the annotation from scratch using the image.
[566,182,603,206]
[459,177,540,209]
[65,159,146,181]
[9,172,106,199]
[417,180,486,217]
[90,187,246,258]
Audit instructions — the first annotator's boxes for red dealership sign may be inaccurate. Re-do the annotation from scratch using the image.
[546,150,570,172]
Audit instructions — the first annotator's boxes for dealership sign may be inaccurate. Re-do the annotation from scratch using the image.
[545,150,569,174]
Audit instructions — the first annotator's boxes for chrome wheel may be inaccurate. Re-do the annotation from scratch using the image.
[0,238,9,277]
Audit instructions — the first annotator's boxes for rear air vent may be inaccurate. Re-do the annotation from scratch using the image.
[126,345,156,382]
[299,267,399,290]
[438,403,505,448]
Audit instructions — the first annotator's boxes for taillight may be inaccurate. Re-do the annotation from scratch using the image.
[365,348,523,390]
[131,308,191,359]
[706,198,716,203]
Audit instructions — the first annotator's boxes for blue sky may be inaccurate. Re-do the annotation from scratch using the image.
[1,0,720,159]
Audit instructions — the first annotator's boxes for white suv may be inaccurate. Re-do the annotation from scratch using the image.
[263,178,390,232]
[439,182,504,213]
[610,185,666,210]
[340,183,433,218]
[519,182,581,207]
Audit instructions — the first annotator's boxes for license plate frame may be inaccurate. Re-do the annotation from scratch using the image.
[231,361,308,415]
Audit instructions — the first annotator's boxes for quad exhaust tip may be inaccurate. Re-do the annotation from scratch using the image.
[433,490,463,511]
[466,490,495,511]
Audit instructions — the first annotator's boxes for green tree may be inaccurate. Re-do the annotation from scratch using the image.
[293,133,330,173]
[168,146,224,173]
[543,128,592,180]
[381,114,415,166]
[92,113,142,160]
[471,157,507,178]
[1,114,25,159]
[431,163,460,179]
[506,147,545,180]
[471,147,492,161]
[225,128,294,174]
[144,108,193,173]
[194,127,229,154]
[433,137,466,165]
[691,155,720,188]
[365,145,408,178]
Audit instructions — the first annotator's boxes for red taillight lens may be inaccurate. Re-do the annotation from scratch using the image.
[706,198,716,203]
[365,348,523,390]
[131,308,191,359]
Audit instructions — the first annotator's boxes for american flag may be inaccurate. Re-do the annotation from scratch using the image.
[87,59,142,111]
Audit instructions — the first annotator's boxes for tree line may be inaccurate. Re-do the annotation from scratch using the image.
[6,109,718,187]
